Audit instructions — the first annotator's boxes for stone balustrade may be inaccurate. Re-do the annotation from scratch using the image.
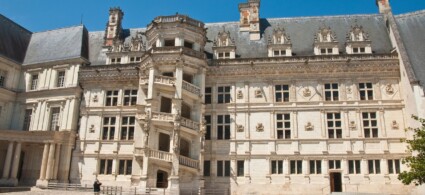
[154,75,175,85]
[182,80,201,97]
[178,155,199,169]
[151,111,174,121]
[181,117,200,131]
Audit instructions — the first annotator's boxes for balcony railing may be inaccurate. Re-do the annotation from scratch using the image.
[134,148,173,162]
[154,75,175,85]
[150,46,205,59]
[182,81,201,97]
[151,111,174,121]
[179,155,199,169]
[181,118,200,131]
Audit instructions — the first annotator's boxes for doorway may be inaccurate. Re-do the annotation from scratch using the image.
[330,172,342,192]
[156,170,168,188]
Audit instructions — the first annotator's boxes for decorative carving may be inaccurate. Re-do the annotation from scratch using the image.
[391,120,399,130]
[256,123,264,132]
[349,121,356,131]
[315,26,337,43]
[347,24,369,42]
[305,122,314,131]
[385,84,394,95]
[237,125,244,132]
[255,89,262,98]
[142,110,151,148]
[93,95,99,102]
[89,125,95,133]
[237,90,244,99]
[172,109,181,153]
[346,87,352,94]
[269,26,291,45]
[213,28,235,47]
[302,87,311,97]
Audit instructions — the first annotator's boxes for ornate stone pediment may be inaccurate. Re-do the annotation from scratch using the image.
[347,24,370,42]
[315,26,337,43]
[213,28,235,47]
[269,26,291,45]
[130,31,145,52]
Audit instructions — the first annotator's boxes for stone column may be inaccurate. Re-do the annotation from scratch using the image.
[1,142,14,179]
[39,143,50,180]
[59,146,72,182]
[45,143,56,180]
[53,144,61,180]
[10,142,22,180]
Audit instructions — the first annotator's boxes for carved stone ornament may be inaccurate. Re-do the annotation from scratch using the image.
[89,125,95,133]
[346,87,352,94]
[213,28,235,47]
[237,125,244,132]
[256,123,264,132]
[255,89,262,98]
[349,121,356,131]
[237,90,244,99]
[385,84,394,95]
[347,24,369,42]
[305,122,314,131]
[303,87,311,97]
[93,95,99,102]
[391,120,399,130]
[269,26,291,45]
[315,26,337,43]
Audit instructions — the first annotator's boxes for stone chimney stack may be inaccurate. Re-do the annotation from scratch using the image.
[239,0,261,41]
[104,7,124,46]
[376,0,391,14]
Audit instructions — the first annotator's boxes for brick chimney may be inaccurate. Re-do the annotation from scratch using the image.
[376,0,391,14]
[239,0,261,41]
[104,7,124,46]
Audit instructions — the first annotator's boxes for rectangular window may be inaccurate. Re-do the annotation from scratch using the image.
[102,117,116,140]
[324,83,339,101]
[273,50,286,57]
[275,85,289,102]
[99,159,113,175]
[205,115,211,140]
[130,57,135,62]
[388,159,401,174]
[184,41,193,49]
[217,52,230,59]
[321,48,326,54]
[57,71,65,87]
[310,160,322,174]
[276,114,291,139]
[348,160,361,174]
[217,160,230,177]
[49,107,60,131]
[203,160,211,176]
[327,113,342,139]
[329,160,341,170]
[353,48,359,53]
[217,115,231,140]
[290,160,302,174]
[368,160,381,174]
[0,71,6,87]
[217,86,231,104]
[164,39,175,47]
[359,83,373,100]
[205,87,212,104]
[118,159,132,175]
[362,112,378,138]
[121,116,135,140]
[23,109,32,131]
[123,89,137,106]
[105,90,119,106]
[237,160,244,176]
[30,74,38,90]
[111,58,121,64]
[271,160,283,174]
[327,48,333,54]
[360,48,365,53]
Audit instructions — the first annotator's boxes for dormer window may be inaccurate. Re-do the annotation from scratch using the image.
[111,57,121,64]
[213,28,236,59]
[314,26,338,55]
[164,39,175,47]
[129,57,141,63]
[346,24,372,54]
[268,26,292,57]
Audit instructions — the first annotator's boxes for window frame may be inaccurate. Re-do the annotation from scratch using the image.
[120,116,135,140]
[368,159,381,174]
[118,159,132,175]
[348,160,361,174]
[23,109,32,131]
[123,89,138,106]
[204,87,212,104]
[30,74,39,90]
[217,160,231,177]
[309,160,322,174]
[362,112,378,138]
[102,117,116,140]
[359,82,374,100]
[324,83,339,101]
[327,112,342,139]
[56,71,66,88]
[99,159,113,175]
[217,115,231,140]
[275,84,290,102]
[217,86,231,104]
[388,159,401,174]
[105,90,119,106]
[205,115,211,140]
[49,107,61,131]
[271,160,284,175]
[237,160,244,177]
[329,160,341,170]
[203,160,211,176]
[290,160,302,174]
[276,113,291,139]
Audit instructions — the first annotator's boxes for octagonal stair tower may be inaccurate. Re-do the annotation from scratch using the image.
[135,14,208,194]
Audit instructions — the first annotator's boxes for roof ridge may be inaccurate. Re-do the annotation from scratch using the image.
[395,9,425,19]
[32,24,84,34]
[0,14,32,34]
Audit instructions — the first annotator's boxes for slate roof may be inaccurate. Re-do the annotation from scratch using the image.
[396,10,425,86]
[204,14,393,58]
[0,14,32,63]
[23,25,89,65]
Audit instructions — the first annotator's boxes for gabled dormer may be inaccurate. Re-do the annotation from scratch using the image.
[212,28,236,59]
[345,24,372,54]
[130,32,144,52]
[267,26,292,57]
[313,26,339,55]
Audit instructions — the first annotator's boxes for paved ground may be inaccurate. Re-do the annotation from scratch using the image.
[3,189,94,194]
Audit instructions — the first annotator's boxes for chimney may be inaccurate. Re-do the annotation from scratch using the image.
[376,0,391,14]
[104,7,124,46]
[239,0,261,41]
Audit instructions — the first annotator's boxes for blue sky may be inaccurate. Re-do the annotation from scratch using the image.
[1,0,425,32]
